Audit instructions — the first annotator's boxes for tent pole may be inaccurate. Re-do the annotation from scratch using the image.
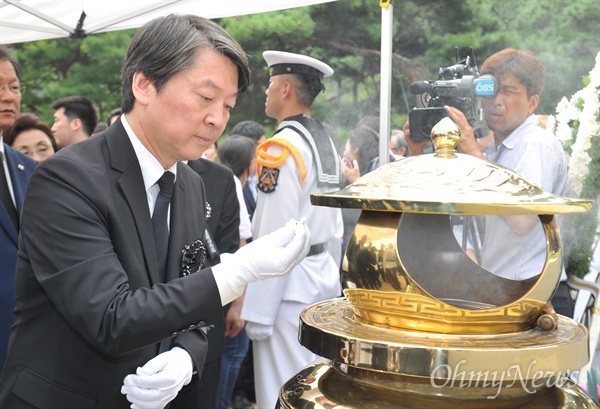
[379,0,393,166]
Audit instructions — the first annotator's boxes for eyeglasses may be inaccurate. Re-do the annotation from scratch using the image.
[0,83,26,96]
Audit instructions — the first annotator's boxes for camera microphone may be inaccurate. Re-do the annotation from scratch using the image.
[409,81,433,95]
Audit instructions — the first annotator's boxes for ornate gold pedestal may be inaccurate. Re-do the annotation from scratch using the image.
[278,299,595,408]
[278,120,597,408]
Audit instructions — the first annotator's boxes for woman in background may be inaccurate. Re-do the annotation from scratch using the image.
[4,115,57,162]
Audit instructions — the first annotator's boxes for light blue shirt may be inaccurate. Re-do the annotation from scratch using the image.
[481,115,567,280]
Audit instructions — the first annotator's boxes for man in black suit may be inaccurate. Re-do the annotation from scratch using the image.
[186,158,240,408]
[0,15,310,409]
[0,46,37,370]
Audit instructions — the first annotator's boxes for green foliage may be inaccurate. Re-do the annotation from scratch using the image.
[564,209,598,278]
[561,72,600,278]
[224,9,314,40]
[7,0,599,137]
[587,367,600,403]
[14,29,134,125]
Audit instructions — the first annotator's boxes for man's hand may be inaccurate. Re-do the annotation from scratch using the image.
[121,347,193,409]
[213,218,311,304]
[403,119,428,156]
[444,106,484,158]
[224,295,246,338]
[341,157,361,183]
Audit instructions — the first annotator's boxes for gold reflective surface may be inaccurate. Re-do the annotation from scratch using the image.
[299,299,588,377]
[431,116,462,156]
[282,126,595,408]
[279,360,599,408]
[311,153,593,215]
[342,211,562,333]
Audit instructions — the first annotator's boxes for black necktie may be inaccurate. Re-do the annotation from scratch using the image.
[0,153,19,231]
[152,171,175,282]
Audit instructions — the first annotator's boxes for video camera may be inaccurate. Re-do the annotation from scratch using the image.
[408,48,497,143]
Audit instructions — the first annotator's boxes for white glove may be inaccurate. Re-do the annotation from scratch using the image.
[245,322,273,341]
[121,347,193,409]
[213,218,310,303]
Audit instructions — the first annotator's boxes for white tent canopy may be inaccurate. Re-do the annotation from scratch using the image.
[1,0,392,160]
[0,0,338,44]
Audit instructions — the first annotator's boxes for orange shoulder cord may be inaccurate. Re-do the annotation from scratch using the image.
[256,139,307,186]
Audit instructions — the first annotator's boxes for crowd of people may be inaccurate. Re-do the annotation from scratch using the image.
[0,11,578,409]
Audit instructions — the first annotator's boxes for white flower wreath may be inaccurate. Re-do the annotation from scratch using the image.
[549,51,600,198]
[547,51,600,279]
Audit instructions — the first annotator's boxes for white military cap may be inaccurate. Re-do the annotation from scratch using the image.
[263,50,334,78]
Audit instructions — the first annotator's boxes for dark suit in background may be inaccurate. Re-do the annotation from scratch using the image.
[242,182,256,221]
[185,158,240,408]
[0,143,36,368]
[0,122,223,408]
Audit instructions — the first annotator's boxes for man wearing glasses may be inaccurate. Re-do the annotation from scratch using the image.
[0,45,37,369]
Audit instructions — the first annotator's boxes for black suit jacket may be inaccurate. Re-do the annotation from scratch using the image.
[187,158,239,363]
[0,121,223,409]
[242,182,256,220]
[0,144,36,369]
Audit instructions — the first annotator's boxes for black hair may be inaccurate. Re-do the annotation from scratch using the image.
[121,14,250,113]
[51,95,98,136]
[230,120,266,143]
[217,135,256,178]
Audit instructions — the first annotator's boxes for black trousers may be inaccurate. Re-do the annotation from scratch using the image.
[551,281,574,318]
[170,358,221,409]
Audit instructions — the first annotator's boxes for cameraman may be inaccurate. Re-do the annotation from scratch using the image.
[405,48,572,317]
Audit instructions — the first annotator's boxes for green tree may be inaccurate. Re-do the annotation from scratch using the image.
[8,0,599,136]
[12,29,134,125]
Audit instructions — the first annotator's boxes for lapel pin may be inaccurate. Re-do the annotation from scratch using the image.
[18,164,24,170]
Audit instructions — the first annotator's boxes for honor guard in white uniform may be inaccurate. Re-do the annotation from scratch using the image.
[241,50,343,409]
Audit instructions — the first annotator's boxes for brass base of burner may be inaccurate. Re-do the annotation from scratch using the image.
[300,298,588,379]
[278,360,598,408]
[282,298,594,407]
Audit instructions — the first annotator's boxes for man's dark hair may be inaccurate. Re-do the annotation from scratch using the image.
[290,73,324,107]
[347,126,379,178]
[481,48,546,97]
[0,45,21,81]
[51,96,98,136]
[121,14,251,114]
[230,120,265,143]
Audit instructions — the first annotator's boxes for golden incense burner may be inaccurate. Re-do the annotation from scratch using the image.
[278,118,598,408]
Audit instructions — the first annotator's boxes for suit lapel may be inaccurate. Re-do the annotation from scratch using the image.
[5,147,34,213]
[0,146,35,243]
[106,123,160,285]
[0,205,17,243]
[167,163,205,281]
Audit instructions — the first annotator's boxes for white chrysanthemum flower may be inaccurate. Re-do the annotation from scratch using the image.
[558,51,600,199]
[555,122,574,143]
[555,97,571,122]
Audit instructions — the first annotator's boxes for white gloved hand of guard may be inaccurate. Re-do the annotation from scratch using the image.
[213,218,310,303]
[121,347,193,409]
[245,321,274,341]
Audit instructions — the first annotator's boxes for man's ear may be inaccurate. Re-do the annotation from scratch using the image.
[70,117,82,132]
[132,71,153,106]
[528,94,540,115]
[281,80,294,101]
